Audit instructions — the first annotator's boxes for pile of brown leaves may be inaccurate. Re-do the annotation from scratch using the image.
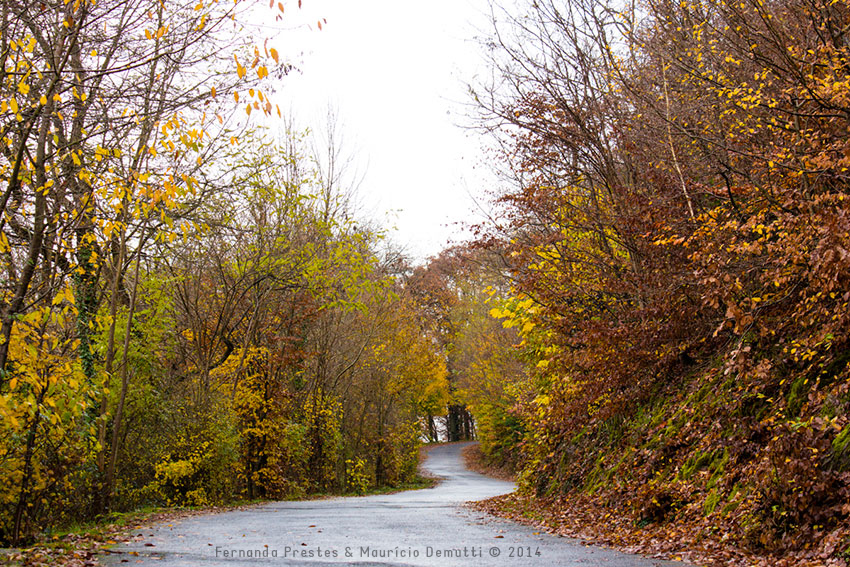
[473,492,850,567]
[461,443,517,482]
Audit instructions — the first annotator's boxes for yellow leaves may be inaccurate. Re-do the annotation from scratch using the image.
[534,393,550,409]
[256,66,268,79]
[18,82,30,95]
[270,48,279,64]
[93,145,118,162]
[9,98,19,113]
[52,286,75,307]
[6,412,19,429]
[210,86,216,98]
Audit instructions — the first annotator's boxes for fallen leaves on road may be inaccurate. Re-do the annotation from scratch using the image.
[471,493,849,567]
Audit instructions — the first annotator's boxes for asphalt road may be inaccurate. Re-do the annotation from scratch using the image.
[100,443,682,566]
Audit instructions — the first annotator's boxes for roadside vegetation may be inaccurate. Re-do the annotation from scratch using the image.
[0,0,459,551]
[452,0,850,564]
[4,0,850,565]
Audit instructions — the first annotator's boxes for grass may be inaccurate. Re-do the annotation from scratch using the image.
[0,474,438,567]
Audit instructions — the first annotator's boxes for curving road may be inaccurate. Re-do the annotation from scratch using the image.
[100,443,681,566]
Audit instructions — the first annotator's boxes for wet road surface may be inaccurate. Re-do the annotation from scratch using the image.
[100,443,682,566]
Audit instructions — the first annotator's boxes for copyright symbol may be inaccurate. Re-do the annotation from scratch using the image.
[489,547,500,557]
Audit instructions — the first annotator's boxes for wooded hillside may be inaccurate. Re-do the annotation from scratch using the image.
[463,0,850,563]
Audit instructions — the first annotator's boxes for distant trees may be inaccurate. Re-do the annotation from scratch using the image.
[409,248,477,442]
[408,246,525,447]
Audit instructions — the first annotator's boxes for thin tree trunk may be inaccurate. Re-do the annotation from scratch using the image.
[103,231,148,512]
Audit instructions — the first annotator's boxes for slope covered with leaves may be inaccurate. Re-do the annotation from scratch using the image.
[465,0,850,563]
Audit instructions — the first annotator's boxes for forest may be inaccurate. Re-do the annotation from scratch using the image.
[2,0,850,565]
[0,0,460,546]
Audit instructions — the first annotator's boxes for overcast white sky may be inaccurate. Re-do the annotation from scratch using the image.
[267,0,496,261]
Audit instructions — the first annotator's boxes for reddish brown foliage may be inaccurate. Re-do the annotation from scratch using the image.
[472,0,850,559]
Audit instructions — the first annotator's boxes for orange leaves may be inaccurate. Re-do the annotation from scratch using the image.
[723,300,753,335]
[145,25,169,40]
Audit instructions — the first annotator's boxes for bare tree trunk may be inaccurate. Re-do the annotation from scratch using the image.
[11,386,47,543]
[102,231,148,513]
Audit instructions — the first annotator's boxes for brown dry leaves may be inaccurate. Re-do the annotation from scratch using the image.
[473,493,849,567]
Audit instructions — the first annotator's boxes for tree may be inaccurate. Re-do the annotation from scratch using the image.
[467,0,850,556]
[0,0,287,540]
